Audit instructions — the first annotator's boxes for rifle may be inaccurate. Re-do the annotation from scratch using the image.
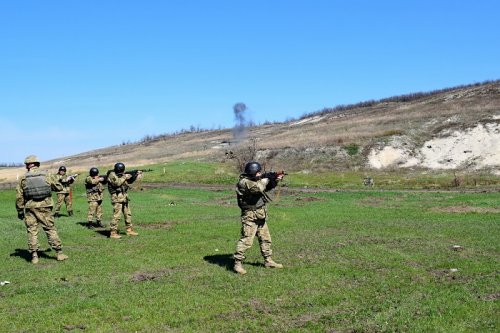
[261,170,287,191]
[62,173,79,184]
[124,169,153,183]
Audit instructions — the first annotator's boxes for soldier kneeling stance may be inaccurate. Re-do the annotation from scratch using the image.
[233,161,283,275]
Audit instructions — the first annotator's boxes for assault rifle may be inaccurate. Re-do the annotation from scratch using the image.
[261,170,287,191]
[62,173,79,184]
[261,170,287,181]
[103,169,153,184]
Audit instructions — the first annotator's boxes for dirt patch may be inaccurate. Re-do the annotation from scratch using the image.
[431,206,500,213]
[295,196,325,202]
[479,292,500,301]
[131,268,176,282]
[141,221,178,230]
[245,298,272,314]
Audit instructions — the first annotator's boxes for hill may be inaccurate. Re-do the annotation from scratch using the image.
[1,80,499,183]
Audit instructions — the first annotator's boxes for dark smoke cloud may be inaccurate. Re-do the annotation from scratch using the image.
[232,102,248,142]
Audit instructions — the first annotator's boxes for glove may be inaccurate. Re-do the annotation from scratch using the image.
[17,211,25,220]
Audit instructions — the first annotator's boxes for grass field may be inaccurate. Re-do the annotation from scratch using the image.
[0,169,499,332]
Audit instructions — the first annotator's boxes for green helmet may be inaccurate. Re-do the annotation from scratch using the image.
[24,155,40,164]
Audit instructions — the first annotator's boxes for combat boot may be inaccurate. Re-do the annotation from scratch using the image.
[264,258,283,269]
[31,252,39,264]
[54,212,60,218]
[68,211,73,217]
[126,228,139,236]
[109,231,122,239]
[95,220,104,228]
[234,260,247,275]
[87,221,94,229]
[56,251,69,261]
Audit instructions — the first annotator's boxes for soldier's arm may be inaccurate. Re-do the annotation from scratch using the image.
[15,181,25,211]
[86,176,100,185]
[108,173,128,187]
[246,178,269,194]
[49,174,64,192]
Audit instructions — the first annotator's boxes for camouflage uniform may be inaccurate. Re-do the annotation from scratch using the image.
[54,173,73,216]
[233,174,282,273]
[85,175,104,226]
[15,165,67,262]
[107,171,134,236]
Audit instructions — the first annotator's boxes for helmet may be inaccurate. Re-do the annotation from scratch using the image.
[58,166,67,172]
[114,162,125,174]
[244,161,262,175]
[89,167,99,176]
[24,155,40,164]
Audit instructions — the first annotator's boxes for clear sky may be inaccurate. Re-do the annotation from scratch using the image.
[1,1,499,164]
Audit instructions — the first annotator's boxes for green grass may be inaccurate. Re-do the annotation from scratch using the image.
[0,174,499,332]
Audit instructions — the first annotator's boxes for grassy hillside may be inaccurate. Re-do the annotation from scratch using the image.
[1,176,499,332]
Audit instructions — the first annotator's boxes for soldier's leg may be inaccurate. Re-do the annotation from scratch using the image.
[65,193,73,215]
[257,220,283,268]
[87,201,97,222]
[234,212,259,262]
[36,207,63,252]
[54,193,64,216]
[256,219,272,258]
[95,200,104,227]
[123,202,133,229]
[109,202,123,238]
[24,209,40,254]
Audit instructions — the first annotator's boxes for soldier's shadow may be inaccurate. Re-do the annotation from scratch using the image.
[10,248,53,263]
[203,254,234,272]
[76,221,109,237]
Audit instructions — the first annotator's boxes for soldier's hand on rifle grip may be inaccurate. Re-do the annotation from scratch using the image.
[17,211,25,220]
[125,174,132,180]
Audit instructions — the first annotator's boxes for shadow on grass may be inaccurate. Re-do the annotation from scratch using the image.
[76,221,109,237]
[203,254,234,272]
[10,248,54,263]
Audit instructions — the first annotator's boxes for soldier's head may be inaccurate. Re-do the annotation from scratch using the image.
[244,161,262,177]
[58,166,67,175]
[24,155,40,169]
[89,167,99,177]
[114,162,125,175]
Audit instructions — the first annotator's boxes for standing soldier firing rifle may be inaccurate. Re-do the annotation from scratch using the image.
[233,161,285,275]
[107,162,140,238]
[85,167,106,229]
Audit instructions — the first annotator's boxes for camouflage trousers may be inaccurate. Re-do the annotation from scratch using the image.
[234,209,273,261]
[87,200,103,222]
[24,207,62,253]
[55,192,72,214]
[110,201,132,232]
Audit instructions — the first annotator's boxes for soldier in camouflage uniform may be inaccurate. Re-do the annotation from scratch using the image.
[233,161,283,275]
[54,166,74,217]
[15,155,69,264]
[85,167,105,229]
[107,162,140,239]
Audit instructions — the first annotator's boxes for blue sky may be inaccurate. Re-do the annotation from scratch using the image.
[1,1,499,163]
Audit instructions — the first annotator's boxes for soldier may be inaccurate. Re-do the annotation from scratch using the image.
[85,167,105,229]
[107,162,140,238]
[54,166,74,217]
[233,161,284,275]
[15,155,69,264]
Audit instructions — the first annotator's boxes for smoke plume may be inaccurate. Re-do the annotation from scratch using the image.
[232,102,248,142]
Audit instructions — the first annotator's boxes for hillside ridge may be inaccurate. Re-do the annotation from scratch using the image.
[1,80,499,183]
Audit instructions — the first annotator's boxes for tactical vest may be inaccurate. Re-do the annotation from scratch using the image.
[24,171,51,201]
[236,177,267,210]
[107,173,128,195]
[86,182,101,194]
